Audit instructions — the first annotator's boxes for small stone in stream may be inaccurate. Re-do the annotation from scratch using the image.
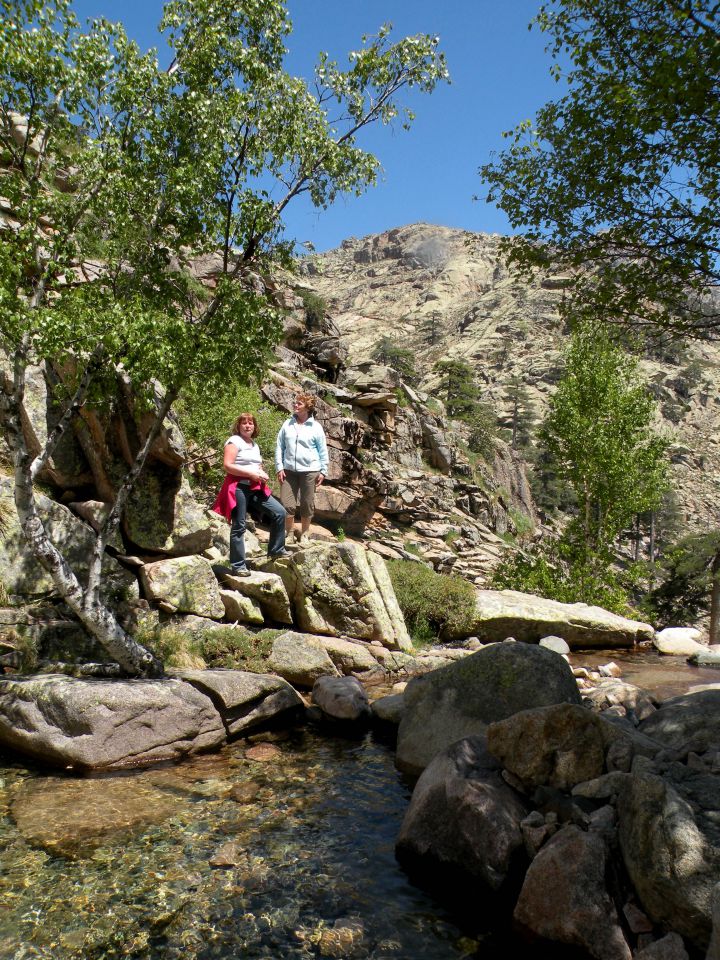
[245,743,281,762]
[228,782,261,804]
[209,840,246,868]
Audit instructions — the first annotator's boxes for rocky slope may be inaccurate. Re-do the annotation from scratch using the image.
[300,222,720,534]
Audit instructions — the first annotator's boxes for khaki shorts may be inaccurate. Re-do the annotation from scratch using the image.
[280,470,319,519]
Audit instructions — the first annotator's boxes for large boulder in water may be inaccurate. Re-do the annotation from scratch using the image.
[396,642,582,775]
[396,735,528,897]
[0,669,304,770]
[514,825,631,960]
[441,588,654,648]
[0,674,226,770]
[617,772,720,950]
[486,703,621,792]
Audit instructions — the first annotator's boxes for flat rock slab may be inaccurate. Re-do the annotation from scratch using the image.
[169,668,304,738]
[442,588,654,648]
[0,674,226,771]
[269,631,341,687]
[10,775,183,857]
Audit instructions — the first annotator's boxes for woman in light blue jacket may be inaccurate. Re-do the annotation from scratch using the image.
[275,393,328,544]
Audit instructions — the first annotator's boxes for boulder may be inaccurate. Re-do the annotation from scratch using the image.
[634,934,689,960]
[583,678,658,722]
[316,636,380,674]
[617,772,720,949]
[219,588,264,625]
[396,642,582,775]
[169,669,304,738]
[0,674,226,770]
[539,635,570,655]
[639,690,720,755]
[311,675,371,722]
[396,735,528,894]
[487,703,620,791]
[268,631,340,687]
[689,649,720,669]
[220,570,292,624]
[269,542,411,650]
[140,555,225,619]
[124,472,214,556]
[441,588,654,648]
[654,627,707,656]
[708,883,720,960]
[371,693,405,726]
[514,825,631,960]
[0,476,129,600]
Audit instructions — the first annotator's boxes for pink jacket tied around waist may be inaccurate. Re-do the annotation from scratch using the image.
[211,476,271,522]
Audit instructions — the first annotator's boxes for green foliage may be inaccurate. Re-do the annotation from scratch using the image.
[434,359,480,421]
[466,399,498,460]
[336,526,346,542]
[198,626,280,672]
[419,312,443,345]
[0,0,447,673]
[541,322,669,552]
[299,290,328,329]
[504,375,537,451]
[481,0,720,336]
[372,337,417,383]
[176,381,287,495]
[387,559,477,644]
[508,507,534,540]
[139,626,207,670]
[644,530,720,628]
[137,622,280,672]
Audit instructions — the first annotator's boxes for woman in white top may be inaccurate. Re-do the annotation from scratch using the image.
[221,412,288,574]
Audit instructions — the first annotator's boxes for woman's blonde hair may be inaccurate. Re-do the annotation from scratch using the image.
[296,393,317,415]
[233,412,259,438]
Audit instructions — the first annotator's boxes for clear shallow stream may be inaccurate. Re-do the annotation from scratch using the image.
[0,651,715,960]
[0,730,500,960]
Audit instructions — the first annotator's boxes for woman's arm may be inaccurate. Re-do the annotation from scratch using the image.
[314,425,329,482]
[275,423,287,482]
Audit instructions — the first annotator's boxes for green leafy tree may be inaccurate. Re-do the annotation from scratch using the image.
[542,322,669,556]
[647,530,720,642]
[434,359,481,421]
[299,290,327,329]
[505,375,536,450]
[466,400,498,460]
[419,310,443,345]
[0,0,447,675]
[371,336,417,383]
[481,0,720,336]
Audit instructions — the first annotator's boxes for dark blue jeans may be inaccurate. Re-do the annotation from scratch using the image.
[230,485,287,571]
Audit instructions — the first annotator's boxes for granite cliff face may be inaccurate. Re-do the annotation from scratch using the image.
[300,222,720,534]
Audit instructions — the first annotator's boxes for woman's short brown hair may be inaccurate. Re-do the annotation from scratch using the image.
[233,412,259,438]
[296,392,317,415]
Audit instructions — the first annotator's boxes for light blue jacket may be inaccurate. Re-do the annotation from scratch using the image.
[275,415,329,474]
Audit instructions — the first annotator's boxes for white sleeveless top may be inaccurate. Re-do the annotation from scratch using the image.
[225,435,262,483]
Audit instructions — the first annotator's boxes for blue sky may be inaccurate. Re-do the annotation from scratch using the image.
[72,0,560,252]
